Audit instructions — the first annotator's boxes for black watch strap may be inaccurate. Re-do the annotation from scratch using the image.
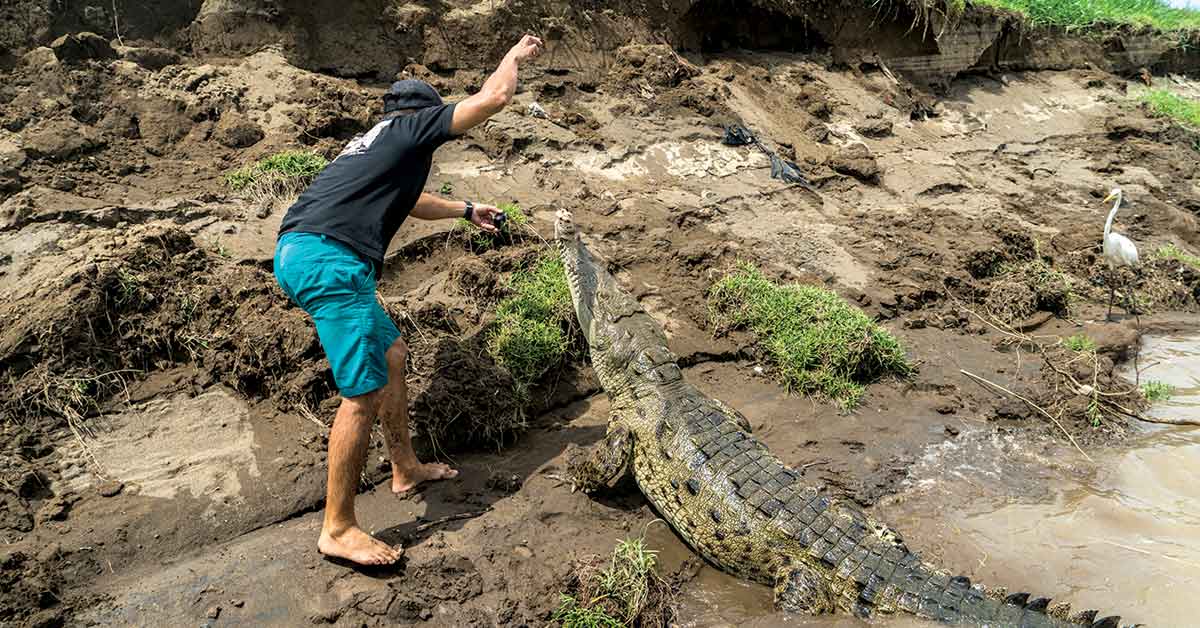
[462,200,474,221]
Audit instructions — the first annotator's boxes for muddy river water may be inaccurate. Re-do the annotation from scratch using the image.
[670,334,1200,627]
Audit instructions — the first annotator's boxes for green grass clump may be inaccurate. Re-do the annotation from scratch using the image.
[974,0,1200,31]
[552,596,623,628]
[1141,89,1200,127]
[1157,243,1200,270]
[1143,380,1175,402]
[453,202,532,248]
[554,537,675,628]
[708,263,913,410]
[225,150,329,217]
[224,150,328,191]
[488,254,574,387]
[1064,333,1097,353]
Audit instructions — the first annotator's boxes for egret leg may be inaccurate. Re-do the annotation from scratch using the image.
[1106,269,1116,321]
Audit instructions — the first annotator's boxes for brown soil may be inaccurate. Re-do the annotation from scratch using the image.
[2,1,1200,626]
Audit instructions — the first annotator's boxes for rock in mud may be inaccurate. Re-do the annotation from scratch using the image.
[21,119,104,161]
[116,45,182,71]
[612,44,699,89]
[50,32,116,64]
[855,117,894,138]
[827,143,881,182]
[213,115,264,148]
[20,46,57,69]
[1105,115,1164,139]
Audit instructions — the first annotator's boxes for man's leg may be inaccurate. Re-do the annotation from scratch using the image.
[378,338,458,493]
[316,391,402,565]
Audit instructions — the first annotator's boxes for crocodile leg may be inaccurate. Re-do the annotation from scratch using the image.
[566,424,632,493]
[774,561,836,614]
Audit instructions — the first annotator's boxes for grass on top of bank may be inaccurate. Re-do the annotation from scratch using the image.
[973,0,1200,31]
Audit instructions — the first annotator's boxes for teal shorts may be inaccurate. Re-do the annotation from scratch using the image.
[273,232,401,398]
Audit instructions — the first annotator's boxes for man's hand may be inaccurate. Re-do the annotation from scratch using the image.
[470,203,505,234]
[507,35,544,64]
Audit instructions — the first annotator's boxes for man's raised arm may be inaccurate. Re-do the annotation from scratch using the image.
[450,35,544,135]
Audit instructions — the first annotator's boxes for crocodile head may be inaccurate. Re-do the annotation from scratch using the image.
[555,208,675,397]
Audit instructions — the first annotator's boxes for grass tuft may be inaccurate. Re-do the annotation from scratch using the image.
[555,537,676,628]
[708,263,913,410]
[488,253,575,388]
[225,150,329,216]
[1142,380,1175,402]
[453,202,533,249]
[973,0,1200,31]
[1064,333,1097,353]
[1156,243,1200,270]
[553,595,623,628]
[1140,89,1200,127]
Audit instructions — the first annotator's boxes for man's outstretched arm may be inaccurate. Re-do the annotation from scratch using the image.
[410,193,503,233]
[449,35,543,136]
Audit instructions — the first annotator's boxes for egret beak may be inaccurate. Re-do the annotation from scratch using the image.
[1103,192,1117,204]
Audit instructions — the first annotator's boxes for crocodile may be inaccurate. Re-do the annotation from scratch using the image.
[553,207,1131,627]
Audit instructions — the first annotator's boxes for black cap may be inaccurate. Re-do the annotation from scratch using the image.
[383,79,443,112]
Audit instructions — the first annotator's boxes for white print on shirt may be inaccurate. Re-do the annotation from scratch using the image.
[336,119,393,159]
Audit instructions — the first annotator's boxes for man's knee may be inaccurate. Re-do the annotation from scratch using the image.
[385,338,408,372]
[341,389,383,420]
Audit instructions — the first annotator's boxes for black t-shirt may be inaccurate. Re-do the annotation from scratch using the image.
[278,103,458,273]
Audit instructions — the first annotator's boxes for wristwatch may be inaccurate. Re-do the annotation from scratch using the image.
[462,200,474,221]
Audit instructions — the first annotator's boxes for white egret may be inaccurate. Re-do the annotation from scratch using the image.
[1102,187,1139,320]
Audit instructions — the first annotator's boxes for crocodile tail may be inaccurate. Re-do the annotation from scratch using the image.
[880,563,1129,627]
[868,552,1128,624]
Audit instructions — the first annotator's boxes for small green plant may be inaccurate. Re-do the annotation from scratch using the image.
[113,267,145,307]
[708,263,913,410]
[224,150,328,191]
[1140,89,1200,128]
[553,595,624,628]
[1087,396,1103,427]
[439,181,454,195]
[225,150,329,216]
[488,254,575,389]
[554,537,676,628]
[1157,243,1200,270]
[1064,334,1097,353]
[1142,380,1175,402]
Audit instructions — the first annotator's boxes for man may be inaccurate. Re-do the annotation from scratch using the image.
[273,35,544,566]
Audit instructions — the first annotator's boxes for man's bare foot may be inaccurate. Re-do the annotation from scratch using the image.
[392,462,459,494]
[317,526,402,566]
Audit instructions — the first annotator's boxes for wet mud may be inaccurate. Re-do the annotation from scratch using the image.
[2,1,1200,626]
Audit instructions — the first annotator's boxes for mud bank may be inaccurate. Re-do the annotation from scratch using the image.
[4,0,1200,86]
[3,0,1200,626]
